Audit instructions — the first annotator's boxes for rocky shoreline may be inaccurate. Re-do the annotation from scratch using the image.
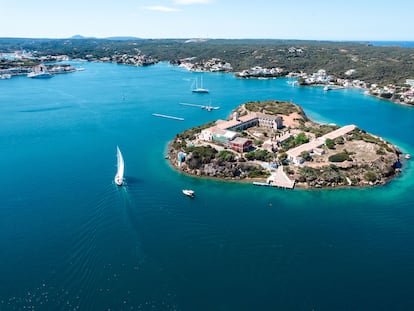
[167,100,402,189]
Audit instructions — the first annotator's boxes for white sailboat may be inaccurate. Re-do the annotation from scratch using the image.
[192,76,209,93]
[114,146,125,186]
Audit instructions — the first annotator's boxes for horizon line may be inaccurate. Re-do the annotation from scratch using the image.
[0,36,413,42]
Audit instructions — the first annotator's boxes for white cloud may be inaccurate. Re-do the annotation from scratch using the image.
[174,0,211,4]
[142,5,180,12]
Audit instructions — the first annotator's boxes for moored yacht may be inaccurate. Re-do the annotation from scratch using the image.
[191,77,209,93]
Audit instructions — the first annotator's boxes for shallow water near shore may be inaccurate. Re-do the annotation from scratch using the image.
[0,62,413,310]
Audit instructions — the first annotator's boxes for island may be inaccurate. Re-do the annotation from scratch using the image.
[167,100,402,189]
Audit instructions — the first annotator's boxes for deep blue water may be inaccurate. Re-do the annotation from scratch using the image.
[369,41,414,48]
[0,62,413,310]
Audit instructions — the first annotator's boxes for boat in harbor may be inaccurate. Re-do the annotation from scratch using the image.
[27,64,53,79]
[0,74,11,79]
[191,77,209,93]
[182,189,195,198]
[114,146,125,186]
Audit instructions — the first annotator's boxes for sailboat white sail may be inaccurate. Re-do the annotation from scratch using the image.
[192,76,209,93]
[114,146,125,186]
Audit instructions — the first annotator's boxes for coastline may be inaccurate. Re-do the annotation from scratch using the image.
[167,143,401,190]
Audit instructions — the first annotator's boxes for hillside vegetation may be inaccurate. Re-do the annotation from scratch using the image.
[1,38,413,85]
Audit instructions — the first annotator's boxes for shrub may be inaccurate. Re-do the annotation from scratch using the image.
[364,171,378,182]
[363,135,378,144]
[217,150,235,162]
[334,136,345,144]
[376,148,386,155]
[254,139,264,147]
[185,146,217,164]
[300,151,312,161]
[328,152,350,162]
[278,152,288,165]
[325,138,335,149]
[248,168,270,178]
[245,149,274,162]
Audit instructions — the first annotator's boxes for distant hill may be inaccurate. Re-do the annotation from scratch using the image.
[70,35,94,39]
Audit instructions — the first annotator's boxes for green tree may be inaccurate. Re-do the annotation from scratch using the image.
[295,132,309,145]
[217,150,235,162]
[325,138,335,149]
[278,152,288,165]
[300,151,312,161]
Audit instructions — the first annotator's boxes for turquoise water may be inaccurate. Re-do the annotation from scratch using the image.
[0,62,413,310]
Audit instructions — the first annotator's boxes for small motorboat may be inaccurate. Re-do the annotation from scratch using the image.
[405,154,411,160]
[182,189,195,198]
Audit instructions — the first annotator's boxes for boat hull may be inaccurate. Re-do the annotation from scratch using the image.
[182,189,195,197]
[192,89,209,93]
[114,175,123,186]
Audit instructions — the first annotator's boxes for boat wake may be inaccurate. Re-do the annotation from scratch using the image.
[15,182,149,310]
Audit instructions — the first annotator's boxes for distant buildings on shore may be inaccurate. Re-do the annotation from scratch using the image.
[3,48,413,106]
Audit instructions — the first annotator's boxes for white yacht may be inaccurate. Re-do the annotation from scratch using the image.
[192,77,209,93]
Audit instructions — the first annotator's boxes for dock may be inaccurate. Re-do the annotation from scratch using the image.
[179,102,204,108]
[179,102,220,110]
[152,113,184,121]
[253,180,295,189]
[253,166,295,189]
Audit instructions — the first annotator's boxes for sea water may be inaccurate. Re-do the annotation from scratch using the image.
[0,62,413,310]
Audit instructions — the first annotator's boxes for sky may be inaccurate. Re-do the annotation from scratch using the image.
[1,0,413,40]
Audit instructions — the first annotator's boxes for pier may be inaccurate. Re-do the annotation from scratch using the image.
[152,113,184,121]
[179,102,220,110]
[179,102,205,108]
[253,166,295,189]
